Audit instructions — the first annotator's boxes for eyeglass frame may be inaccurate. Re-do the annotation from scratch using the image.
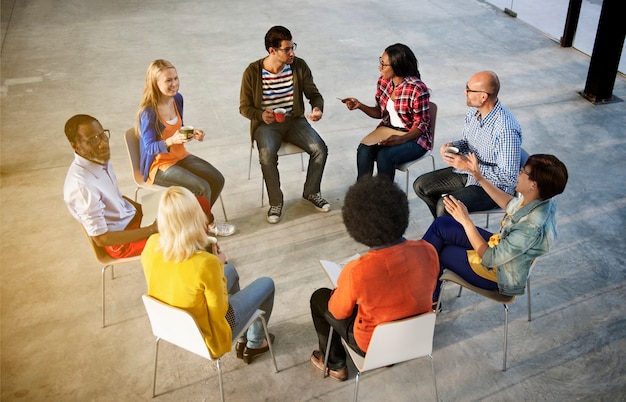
[274,43,297,53]
[81,129,110,147]
[379,56,391,68]
[465,83,491,96]
[519,167,532,179]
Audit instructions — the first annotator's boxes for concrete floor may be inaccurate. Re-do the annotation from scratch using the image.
[2,0,625,401]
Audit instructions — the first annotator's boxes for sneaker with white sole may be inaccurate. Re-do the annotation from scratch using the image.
[209,222,236,237]
[304,193,331,212]
[267,204,283,224]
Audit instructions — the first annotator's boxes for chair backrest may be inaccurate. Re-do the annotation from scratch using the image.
[520,147,529,168]
[429,102,438,142]
[359,312,437,372]
[142,294,213,360]
[124,128,146,185]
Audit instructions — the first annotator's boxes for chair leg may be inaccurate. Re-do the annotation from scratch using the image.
[260,314,279,373]
[430,355,439,402]
[216,359,225,402]
[527,277,532,321]
[300,152,305,171]
[322,327,334,378]
[248,146,253,180]
[485,213,490,228]
[217,194,228,222]
[152,338,161,397]
[101,264,112,328]
[405,170,410,194]
[502,304,509,371]
[353,371,361,402]
[457,284,463,297]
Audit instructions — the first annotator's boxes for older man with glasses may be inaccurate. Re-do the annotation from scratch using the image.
[240,25,330,224]
[413,70,522,218]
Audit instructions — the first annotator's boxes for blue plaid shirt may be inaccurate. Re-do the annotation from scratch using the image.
[453,101,522,194]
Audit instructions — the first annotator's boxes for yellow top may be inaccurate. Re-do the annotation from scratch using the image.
[141,234,232,358]
[466,233,500,282]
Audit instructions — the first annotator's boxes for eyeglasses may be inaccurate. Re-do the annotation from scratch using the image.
[274,43,297,53]
[379,57,391,68]
[519,168,532,178]
[465,83,491,96]
[81,129,110,147]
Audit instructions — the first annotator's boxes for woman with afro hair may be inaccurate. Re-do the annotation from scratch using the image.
[308,175,439,381]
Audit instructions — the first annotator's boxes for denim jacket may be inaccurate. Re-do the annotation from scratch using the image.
[481,196,557,295]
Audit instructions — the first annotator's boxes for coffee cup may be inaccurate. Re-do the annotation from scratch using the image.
[445,146,459,154]
[273,108,286,123]
[180,126,194,139]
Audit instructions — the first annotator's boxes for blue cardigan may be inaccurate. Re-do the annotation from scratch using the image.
[138,93,184,181]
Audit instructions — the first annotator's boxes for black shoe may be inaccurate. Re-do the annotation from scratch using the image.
[242,333,275,364]
[304,193,331,212]
[235,337,247,359]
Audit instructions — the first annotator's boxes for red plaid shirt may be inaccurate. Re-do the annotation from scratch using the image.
[375,76,432,150]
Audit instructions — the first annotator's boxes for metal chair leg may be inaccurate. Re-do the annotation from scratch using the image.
[101,264,112,328]
[430,355,439,402]
[353,371,361,402]
[503,304,509,371]
[217,194,228,222]
[216,359,225,402]
[322,327,334,378]
[152,338,161,397]
[260,314,279,373]
[527,277,532,321]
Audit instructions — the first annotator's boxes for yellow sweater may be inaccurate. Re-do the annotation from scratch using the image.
[141,234,232,358]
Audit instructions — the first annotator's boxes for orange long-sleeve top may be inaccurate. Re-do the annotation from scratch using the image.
[328,239,439,351]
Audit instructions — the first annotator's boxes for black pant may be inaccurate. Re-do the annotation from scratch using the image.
[310,288,365,370]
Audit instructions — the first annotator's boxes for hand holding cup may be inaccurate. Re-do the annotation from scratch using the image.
[273,108,286,123]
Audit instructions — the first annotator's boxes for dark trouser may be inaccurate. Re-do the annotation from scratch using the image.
[422,216,497,301]
[413,167,498,218]
[310,288,365,370]
[254,117,328,206]
[356,141,427,181]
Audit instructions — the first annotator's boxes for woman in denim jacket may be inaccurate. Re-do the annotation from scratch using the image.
[423,154,568,298]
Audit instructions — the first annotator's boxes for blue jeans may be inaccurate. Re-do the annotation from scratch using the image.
[224,264,275,348]
[413,167,498,218]
[154,154,224,207]
[422,216,497,301]
[357,140,427,181]
[254,117,328,206]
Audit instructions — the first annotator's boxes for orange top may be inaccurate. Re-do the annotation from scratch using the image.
[328,239,439,351]
[147,105,190,183]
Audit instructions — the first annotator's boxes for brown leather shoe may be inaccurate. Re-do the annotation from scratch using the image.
[310,350,348,382]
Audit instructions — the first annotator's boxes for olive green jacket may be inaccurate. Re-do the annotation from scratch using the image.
[239,57,324,139]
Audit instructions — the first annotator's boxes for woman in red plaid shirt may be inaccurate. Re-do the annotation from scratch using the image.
[342,43,433,182]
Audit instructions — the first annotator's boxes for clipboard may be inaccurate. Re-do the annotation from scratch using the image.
[360,126,408,146]
[319,253,361,287]
[140,190,166,227]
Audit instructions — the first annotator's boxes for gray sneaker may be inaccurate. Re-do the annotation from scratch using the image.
[267,204,283,224]
[304,193,331,212]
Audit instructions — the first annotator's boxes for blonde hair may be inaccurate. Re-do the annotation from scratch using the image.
[135,59,177,138]
[157,186,209,262]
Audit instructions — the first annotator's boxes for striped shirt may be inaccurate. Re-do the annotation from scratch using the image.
[454,101,522,194]
[261,65,294,113]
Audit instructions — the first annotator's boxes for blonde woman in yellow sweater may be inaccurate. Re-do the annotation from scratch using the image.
[142,186,274,362]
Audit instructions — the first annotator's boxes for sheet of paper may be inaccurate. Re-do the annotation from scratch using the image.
[140,190,165,227]
[319,253,360,287]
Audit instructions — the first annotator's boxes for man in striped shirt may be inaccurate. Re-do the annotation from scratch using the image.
[240,26,330,224]
[413,71,522,218]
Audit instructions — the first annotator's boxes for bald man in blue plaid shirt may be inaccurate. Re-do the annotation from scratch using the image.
[413,71,522,218]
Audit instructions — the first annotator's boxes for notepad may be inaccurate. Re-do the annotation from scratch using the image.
[319,253,361,287]
[360,126,408,146]
[140,190,165,227]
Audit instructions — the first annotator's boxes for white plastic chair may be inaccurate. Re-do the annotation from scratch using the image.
[125,128,228,221]
[248,139,306,207]
[395,101,438,193]
[81,225,141,328]
[324,312,438,402]
[141,295,278,401]
[437,261,536,371]
[468,148,530,228]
